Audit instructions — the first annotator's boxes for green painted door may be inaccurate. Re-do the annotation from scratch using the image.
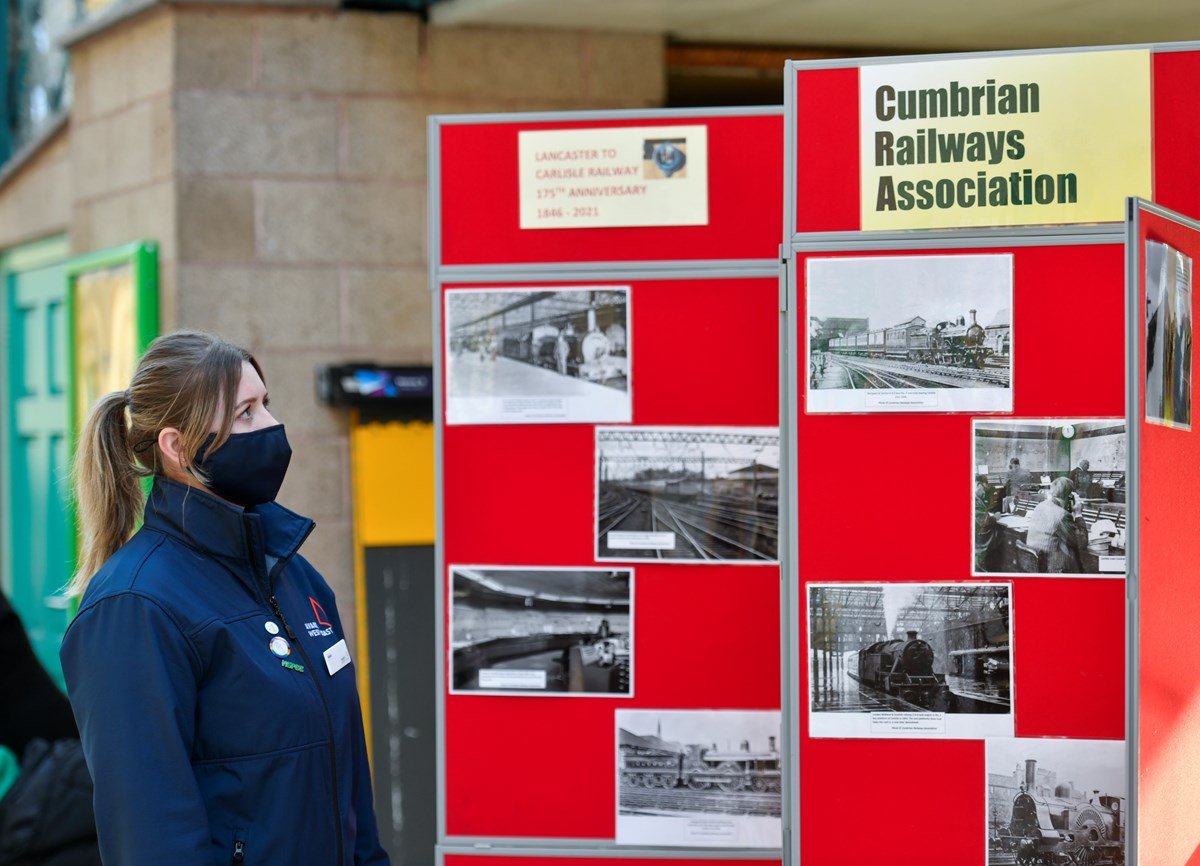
[3,261,71,686]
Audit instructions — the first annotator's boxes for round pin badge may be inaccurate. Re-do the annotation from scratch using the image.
[269,636,291,657]
[264,621,280,635]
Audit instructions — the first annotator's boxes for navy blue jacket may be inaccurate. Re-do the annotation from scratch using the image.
[60,478,389,866]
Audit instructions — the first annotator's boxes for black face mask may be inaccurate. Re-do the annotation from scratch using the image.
[192,424,292,507]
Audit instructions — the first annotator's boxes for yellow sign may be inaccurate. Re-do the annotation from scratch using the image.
[859,50,1151,230]
[73,264,137,428]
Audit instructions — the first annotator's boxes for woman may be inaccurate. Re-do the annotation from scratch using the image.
[1024,476,1090,574]
[59,331,389,865]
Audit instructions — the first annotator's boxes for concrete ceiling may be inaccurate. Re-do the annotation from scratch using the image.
[429,0,1200,53]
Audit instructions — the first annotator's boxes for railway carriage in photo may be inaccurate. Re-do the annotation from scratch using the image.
[1003,759,1125,866]
[884,316,932,361]
[825,308,995,369]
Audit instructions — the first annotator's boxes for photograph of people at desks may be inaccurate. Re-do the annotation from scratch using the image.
[973,420,1126,576]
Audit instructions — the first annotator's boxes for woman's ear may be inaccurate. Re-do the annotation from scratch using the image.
[157,427,188,478]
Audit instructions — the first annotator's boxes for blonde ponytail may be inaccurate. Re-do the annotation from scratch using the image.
[69,391,150,595]
[67,329,261,596]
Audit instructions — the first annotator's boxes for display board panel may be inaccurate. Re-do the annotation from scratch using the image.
[789,46,1200,234]
[441,276,781,842]
[1130,199,1200,866]
[435,110,782,267]
[791,242,1127,866]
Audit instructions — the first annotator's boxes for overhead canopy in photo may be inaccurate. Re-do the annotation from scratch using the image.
[597,428,779,481]
[974,419,1123,439]
[453,568,631,609]
[447,289,627,339]
[810,583,1008,647]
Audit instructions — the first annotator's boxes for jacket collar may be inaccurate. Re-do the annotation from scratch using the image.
[142,477,315,593]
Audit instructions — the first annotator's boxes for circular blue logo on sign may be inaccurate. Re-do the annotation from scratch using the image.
[652,142,686,178]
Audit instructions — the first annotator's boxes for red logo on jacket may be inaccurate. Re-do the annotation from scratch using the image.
[309,597,332,627]
[305,597,335,637]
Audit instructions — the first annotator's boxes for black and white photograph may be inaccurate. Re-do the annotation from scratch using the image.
[806,253,1013,413]
[444,286,631,425]
[616,709,781,848]
[595,426,779,564]
[986,738,1125,866]
[449,566,632,696]
[1145,239,1192,430]
[973,419,1127,577]
[807,583,1013,739]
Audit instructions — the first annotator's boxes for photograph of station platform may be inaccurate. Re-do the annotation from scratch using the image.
[450,567,631,695]
[444,287,629,424]
[808,583,1011,720]
[596,427,779,563]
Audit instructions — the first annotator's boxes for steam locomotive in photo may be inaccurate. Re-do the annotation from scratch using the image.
[620,737,781,794]
[856,630,948,707]
[500,310,626,385]
[827,309,992,368]
[1003,759,1125,866]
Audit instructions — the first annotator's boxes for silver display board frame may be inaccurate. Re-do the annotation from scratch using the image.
[1123,196,1200,866]
[784,41,1200,866]
[428,105,788,865]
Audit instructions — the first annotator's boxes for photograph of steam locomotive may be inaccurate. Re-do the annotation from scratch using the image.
[973,419,1127,577]
[616,709,782,848]
[806,253,1013,413]
[595,426,779,564]
[444,286,630,425]
[986,737,1125,866]
[808,583,1013,739]
[1145,239,1192,430]
[450,567,632,696]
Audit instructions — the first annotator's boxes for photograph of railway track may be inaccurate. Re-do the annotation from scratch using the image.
[616,709,782,849]
[595,426,779,564]
[808,583,1013,739]
[986,738,1125,866]
[444,286,630,425]
[806,253,1013,413]
[1145,239,1192,430]
[973,419,1127,577]
[450,567,632,696]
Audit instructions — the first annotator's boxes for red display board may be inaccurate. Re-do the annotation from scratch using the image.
[433,107,787,861]
[791,49,1200,233]
[793,243,1127,866]
[1132,202,1200,866]
[441,277,780,840]
[436,111,783,266]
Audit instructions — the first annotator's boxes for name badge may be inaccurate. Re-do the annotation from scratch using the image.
[323,639,351,677]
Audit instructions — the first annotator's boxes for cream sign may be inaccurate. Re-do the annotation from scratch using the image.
[519,125,708,229]
[859,50,1151,230]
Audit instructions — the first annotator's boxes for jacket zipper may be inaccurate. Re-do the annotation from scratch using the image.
[267,594,344,865]
[232,840,245,864]
[260,523,345,866]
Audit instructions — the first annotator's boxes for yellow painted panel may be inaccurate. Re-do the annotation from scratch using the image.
[352,419,435,547]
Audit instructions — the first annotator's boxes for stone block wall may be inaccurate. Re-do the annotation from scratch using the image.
[61,5,665,651]
[0,128,71,249]
[69,7,176,276]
